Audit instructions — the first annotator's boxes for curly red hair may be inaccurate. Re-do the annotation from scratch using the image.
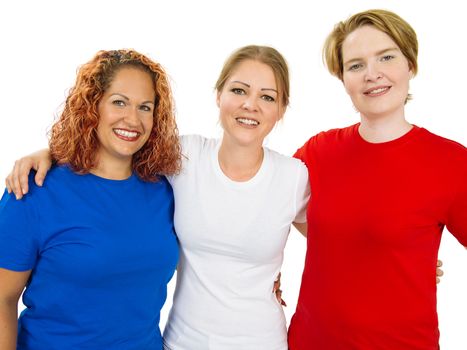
[49,49,181,181]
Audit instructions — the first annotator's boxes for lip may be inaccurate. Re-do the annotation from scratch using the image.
[235,117,260,127]
[113,128,141,141]
[363,85,391,96]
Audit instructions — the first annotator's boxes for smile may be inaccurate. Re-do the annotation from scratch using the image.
[236,117,259,126]
[113,128,141,141]
[364,86,391,96]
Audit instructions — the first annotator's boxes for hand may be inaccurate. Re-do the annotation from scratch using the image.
[5,149,52,199]
[436,259,443,284]
[273,272,287,307]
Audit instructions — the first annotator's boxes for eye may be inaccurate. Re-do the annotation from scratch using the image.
[347,63,363,71]
[261,95,275,102]
[139,104,153,112]
[231,88,246,95]
[381,55,395,62]
[112,99,126,107]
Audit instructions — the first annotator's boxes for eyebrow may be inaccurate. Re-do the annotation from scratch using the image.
[343,47,400,66]
[230,80,278,94]
[109,93,155,105]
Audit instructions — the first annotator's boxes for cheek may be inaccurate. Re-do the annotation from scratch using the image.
[143,117,154,133]
[264,105,281,122]
[218,96,238,118]
[343,78,358,98]
[342,75,352,92]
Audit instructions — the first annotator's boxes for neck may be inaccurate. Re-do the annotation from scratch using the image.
[359,113,412,143]
[91,157,133,180]
[218,137,264,182]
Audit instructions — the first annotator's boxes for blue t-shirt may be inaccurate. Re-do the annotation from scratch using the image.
[0,165,179,349]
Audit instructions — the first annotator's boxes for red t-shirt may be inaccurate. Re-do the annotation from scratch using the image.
[289,124,467,350]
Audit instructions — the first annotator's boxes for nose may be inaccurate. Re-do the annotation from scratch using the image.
[242,95,258,111]
[123,106,140,125]
[364,62,383,82]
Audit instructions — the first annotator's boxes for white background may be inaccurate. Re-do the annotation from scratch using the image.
[1,0,465,348]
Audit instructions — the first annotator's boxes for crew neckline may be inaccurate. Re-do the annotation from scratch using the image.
[212,139,270,189]
[353,122,422,148]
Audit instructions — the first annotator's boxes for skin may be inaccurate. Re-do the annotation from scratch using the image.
[0,269,30,350]
[93,67,155,180]
[0,67,156,346]
[4,54,446,323]
[216,59,285,181]
[342,25,414,143]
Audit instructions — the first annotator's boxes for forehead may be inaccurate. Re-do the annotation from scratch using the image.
[105,67,155,97]
[342,25,399,60]
[228,59,277,88]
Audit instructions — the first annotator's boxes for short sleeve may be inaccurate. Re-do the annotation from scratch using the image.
[446,161,467,247]
[167,134,202,185]
[294,136,315,169]
[0,189,40,271]
[294,161,310,224]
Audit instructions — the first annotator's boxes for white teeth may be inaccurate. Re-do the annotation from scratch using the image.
[114,129,138,138]
[368,87,388,94]
[236,118,259,126]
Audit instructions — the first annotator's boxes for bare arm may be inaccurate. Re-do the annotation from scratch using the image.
[293,222,308,237]
[0,268,31,350]
[5,148,52,199]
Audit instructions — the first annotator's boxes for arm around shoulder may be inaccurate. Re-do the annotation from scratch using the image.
[5,148,52,199]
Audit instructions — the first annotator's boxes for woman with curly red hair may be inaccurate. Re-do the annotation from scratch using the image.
[0,49,181,349]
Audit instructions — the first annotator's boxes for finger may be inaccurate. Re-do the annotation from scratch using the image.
[436,268,444,277]
[273,272,282,292]
[437,260,443,267]
[11,161,24,199]
[5,176,12,194]
[34,163,49,187]
[436,277,440,284]
[276,290,287,307]
[275,272,281,281]
[275,289,282,303]
[18,159,37,195]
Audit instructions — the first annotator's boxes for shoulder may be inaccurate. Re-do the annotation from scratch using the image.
[294,124,357,160]
[308,124,356,146]
[267,147,305,167]
[418,128,466,162]
[265,148,308,178]
[419,128,465,149]
[180,134,219,158]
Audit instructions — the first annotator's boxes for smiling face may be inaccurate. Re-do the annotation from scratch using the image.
[96,67,155,172]
[216,59,284,148]
[342,25,413,121]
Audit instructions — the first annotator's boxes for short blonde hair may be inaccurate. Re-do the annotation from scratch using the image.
[323,9,418,81]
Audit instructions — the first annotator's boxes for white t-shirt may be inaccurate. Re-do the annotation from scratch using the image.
[164,135,310,350]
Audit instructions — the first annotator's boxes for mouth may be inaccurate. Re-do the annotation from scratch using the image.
[235,117,260,126]
[113,128,141,141]
[364,86,391,96]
